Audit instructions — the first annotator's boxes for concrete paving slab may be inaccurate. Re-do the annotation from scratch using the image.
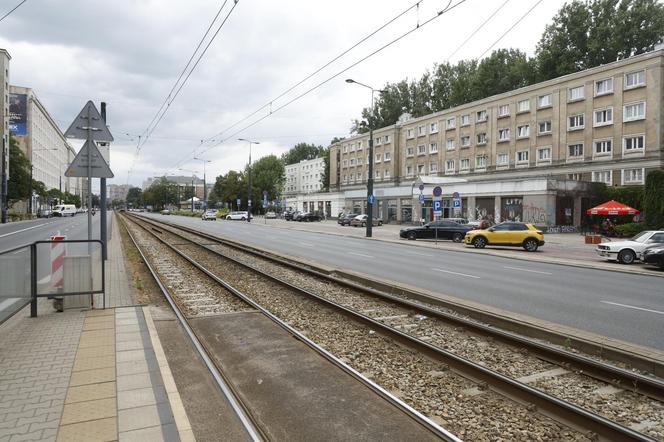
[59,397,116,425]
[116,373,162,392]
[117,386,168,410]
[119,423,179,442]
[118,404,174,433]
[56,417,116,442]
[65,382,116,405]
[68,367,116,387]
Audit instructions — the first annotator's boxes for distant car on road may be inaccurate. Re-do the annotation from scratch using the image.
[53,204,77,217]
[160,209,170,215]
[641,244,664,269]
[226,211,250,221]
[464,222,545,252]
[265,211,277,219]
[445,217,469,225]
[596,230,664,264]
[400,220,473,242]
[337,213,357,226]
[285,211,300,221]
[37,208,52,218]
[350,214,382,227]
[297,212,321,222]
[201,210,217,221]
[467,219,492,230]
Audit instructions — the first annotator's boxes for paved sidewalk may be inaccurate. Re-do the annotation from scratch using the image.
[95,211,136,309]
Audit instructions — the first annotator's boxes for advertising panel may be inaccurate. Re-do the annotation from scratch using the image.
[8,93,27,135]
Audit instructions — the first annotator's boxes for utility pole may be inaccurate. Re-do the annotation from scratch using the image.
[100,102,108,261]
[1,138,7,224]
[28,165,33,215]
[238,139,259,223]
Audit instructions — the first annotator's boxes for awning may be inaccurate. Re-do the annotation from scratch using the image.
[586,200,640,215]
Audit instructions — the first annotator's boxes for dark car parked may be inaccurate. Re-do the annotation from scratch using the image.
[337,213,357,226]
[642,245,664,269]
[285,211,300,221]
[400,220,473,242]
[298,212,321,222]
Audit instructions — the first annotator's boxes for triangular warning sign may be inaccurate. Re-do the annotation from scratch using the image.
[64,101,114,142]
[65,140,114,178]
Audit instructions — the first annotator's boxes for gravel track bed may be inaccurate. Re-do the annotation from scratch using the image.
[133,231,587,440]
[125,219,252,317]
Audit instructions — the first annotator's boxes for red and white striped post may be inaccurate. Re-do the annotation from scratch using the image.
[50,234,66,294]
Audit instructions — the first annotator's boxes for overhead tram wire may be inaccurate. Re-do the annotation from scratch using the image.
[0,0,27,23]
[195,0,466,158]
[477,0,544,60]
[126,0,239,182]
[445,0,510,61]
[165,0,431,174]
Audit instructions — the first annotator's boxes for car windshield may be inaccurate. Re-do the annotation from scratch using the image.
[630,231,651,243]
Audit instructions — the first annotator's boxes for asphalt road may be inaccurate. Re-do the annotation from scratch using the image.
[143,213,664,351]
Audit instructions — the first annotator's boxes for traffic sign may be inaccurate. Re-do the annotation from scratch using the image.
[236,198,241,207]
[368,195,375,205]
[65,140,114,178]
[453,199,461,208]
[419,184,424,191]
[452,191,460,199]
[418,194,425,203]
[433,186,442,197]
[64,101,114,142]
[433,200,442,215]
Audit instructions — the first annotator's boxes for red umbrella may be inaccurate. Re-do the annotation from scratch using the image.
[586,200,640,215]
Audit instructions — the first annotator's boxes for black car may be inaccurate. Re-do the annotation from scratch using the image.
[298,212,321,222]
[400,220,473,242]
[284,211,299,221]
[642,245,664,269]
[337,213,357,226]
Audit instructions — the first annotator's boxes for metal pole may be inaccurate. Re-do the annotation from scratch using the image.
[29,165,33,216]
[30,244,37,317]
[248,143,252,223]
[1,138,7,224]
[86,105,92,244]
[203,163,207,211]
[366,92,375,238]
[100,102,107,261]
[191,178,194,212]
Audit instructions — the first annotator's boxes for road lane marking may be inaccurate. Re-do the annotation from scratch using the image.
[404,251,434,257]
[349,252,374,258]
[601,301,664,316]
[0,223,52,238]
[298,242,314,247]
[503,266,553,275]
[431,268,480,279]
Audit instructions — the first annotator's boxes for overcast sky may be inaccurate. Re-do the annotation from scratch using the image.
[0,0,569,190]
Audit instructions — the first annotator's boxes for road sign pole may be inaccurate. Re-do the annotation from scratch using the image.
[86,105,92,246]
[100,102,107,261]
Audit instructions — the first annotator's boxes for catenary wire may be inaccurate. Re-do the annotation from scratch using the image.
[0,0,27,23]
[477,0,543,59]
[445,0,510,61]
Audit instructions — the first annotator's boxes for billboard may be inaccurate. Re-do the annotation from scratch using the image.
[8,93,27,135]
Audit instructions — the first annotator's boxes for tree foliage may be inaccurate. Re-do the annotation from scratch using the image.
[212,170,246,209]
[7,136,31,204]
[246,155,285,209]
[143,177,177,210]
[281,143,324,166]
[643,170,664,229]
[319,147,330,191]
[125,187,143,208]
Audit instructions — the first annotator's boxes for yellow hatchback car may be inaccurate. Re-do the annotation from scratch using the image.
[464,222,545,252]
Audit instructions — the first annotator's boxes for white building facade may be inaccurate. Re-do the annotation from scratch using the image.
[284,157,325,195]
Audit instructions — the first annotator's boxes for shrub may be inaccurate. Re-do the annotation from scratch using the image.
[614,222,644,238]
[644,170,664,229]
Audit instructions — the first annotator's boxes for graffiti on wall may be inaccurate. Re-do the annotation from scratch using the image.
[522,203,551,224]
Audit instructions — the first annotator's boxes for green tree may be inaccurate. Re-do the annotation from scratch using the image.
[212,170,246,209]
[143,177,177,210]
[62,192,80,207]
[319,147,330,191]
[247,155,285,209]
[281,143,323,166]
[47,188,63,205]
[125,187,143,208]
[7,136,31,204]
[643,170,664,229]
[472,49,534,99]
[32,180,47,198]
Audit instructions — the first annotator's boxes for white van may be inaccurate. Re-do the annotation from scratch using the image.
[53,204,77,217]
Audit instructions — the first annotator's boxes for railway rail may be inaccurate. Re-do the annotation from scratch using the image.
[123,213,664,441]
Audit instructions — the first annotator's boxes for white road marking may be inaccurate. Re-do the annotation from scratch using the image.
[0,223,51,238]
[404,251,434,257]
[349,252,374,258]
[601,301,664,316]
[298,242,314,247]
[503,266,553,275]
[431,268,480,279]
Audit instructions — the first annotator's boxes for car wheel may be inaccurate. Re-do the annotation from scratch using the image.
[452,232,463,243]
[523,238,539,252]
[241,217,246,221]
[472,236,487,249]
[617,249,636,264]
[407,231,417,240]
[362,222,366,227]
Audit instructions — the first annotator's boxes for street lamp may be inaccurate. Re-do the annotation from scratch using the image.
[346,78,385,238]
[193,157,212,210]
[178,168,198,212]
[238,138,259,223]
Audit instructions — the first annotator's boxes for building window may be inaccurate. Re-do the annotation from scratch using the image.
[594,139,612,156]
[622,168,644,185]
[568,173,581,180]
[384,152,391,161]
[517,99,530,113]
[418,125,426,137]
[429,143,438,153]
[343,174,347,182]
[357,141,363,150]
[516,150,529,164]
[446,139,455,150]
[568,143,584,158]
[406,128,414,139]
[623,101,645,122]
[497,153,509,166]
[406,147,414,157]
[384,135,390,143]
[460,158,470,170]
[350,158,356,166]
[430,122,438,133]
[375,153,382,163]
[445,160,455,173]
[568,85,584,101]
[623,134,645,153]
[537,147,551,162]
[429,162,438,173]
[592,170,612,185]
[446,117,456,130]
[475,155,486,169]
[417,164,425,174]
[568,114,585,131]
[624,70,645,89]
[375,170,381,179]
[418,144,426,155]
[343,145,348,153]
[476,132,487,145]
[460,136,470,147]
[342,160,348,167]
[498,104,510,117]
[375,137,382,145]
[595,78,613,96]
[517,125,529,139]
[476,110,487,122]
[460,114,471,126]
[406,165,413,176]
[538,94,552,108]
[593,107,613,127]
[498,128,510,142]
[538,121,552,135]
[384,170,390,179]
[357,157,363,165]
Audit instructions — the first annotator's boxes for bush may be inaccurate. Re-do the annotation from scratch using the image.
[171,210,202,217]
[644,170,664,229]
[7,212,35,222]
[215,208,230,218]
[614,222,644,238]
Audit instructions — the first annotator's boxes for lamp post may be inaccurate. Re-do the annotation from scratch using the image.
[193,157,212,210]
[346,79,385,238]
[178,168,198,212]
[238,138,259,223]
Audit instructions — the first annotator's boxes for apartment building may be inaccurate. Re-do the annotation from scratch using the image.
[107,184,132,202]
[331,49,663,225]
[284,157,326,195]
[1,49,10,220]
[143,175,211,200]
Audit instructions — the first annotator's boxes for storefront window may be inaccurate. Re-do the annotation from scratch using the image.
[401,199,412,223]
[501,197,523,221]
[388,200,397,222]
[475,197,495,224]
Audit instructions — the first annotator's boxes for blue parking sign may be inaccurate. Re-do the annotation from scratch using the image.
[418,194,425,203]
[453,199,461,208]
[368,195,375,204]
[433,200,442,215]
